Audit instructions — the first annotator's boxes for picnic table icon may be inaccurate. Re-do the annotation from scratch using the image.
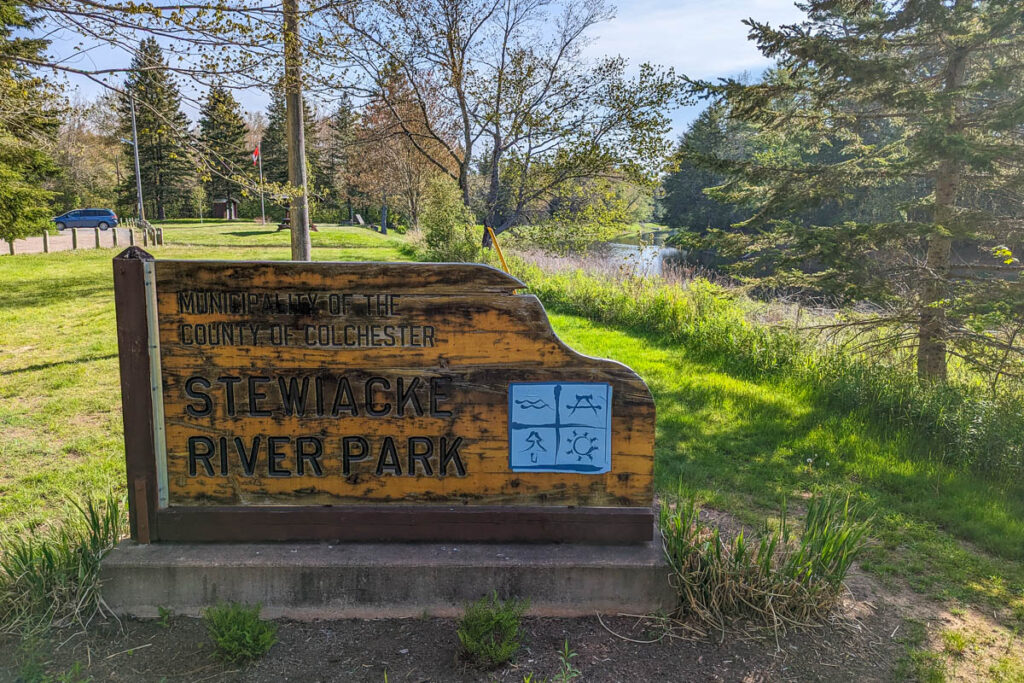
[508,382,612,473]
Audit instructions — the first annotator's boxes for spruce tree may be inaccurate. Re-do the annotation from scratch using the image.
[660,104,750,233]
[318,97,356,215]
[198,84,250,218]
[0,0,59,242]
[119,37,195,220]
[688,0,1024,381]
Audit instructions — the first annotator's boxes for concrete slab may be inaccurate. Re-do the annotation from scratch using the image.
[100,532,675,619]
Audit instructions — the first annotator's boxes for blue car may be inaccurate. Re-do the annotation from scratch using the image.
[53,208,119,230]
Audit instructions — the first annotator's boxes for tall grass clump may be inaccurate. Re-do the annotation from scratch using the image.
[515,260,802,376]
[659,490,870,633]
[0,495,125,635]
[808,352,1024,476]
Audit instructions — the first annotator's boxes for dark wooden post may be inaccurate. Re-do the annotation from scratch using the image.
[43,230,50,253]
[72,229,79,250]
[113,247,159,543]
[112,228,119,247]
[94,227,101,249]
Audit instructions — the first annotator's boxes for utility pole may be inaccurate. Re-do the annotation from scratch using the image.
[283,0,311,260]
[129,95,145,222]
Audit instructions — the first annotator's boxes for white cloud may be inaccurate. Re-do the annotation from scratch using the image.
[585,0,806,131]
[587,0,805,77]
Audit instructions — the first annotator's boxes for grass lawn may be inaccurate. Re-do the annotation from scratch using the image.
[0,222,409,532]
[1,219,1021,676]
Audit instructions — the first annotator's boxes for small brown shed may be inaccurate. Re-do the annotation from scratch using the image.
[211,197,239,220]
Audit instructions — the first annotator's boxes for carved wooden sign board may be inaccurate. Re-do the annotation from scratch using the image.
[113,248,655,544]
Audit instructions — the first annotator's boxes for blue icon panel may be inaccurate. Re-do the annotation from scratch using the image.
[508,382,612,474]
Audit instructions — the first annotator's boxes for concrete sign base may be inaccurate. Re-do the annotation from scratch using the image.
[99,532,675,619]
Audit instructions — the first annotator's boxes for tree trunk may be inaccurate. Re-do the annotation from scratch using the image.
[917,40,967,382]
[283,0,311,261]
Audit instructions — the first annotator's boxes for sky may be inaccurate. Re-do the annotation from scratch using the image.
[50,0,807,138]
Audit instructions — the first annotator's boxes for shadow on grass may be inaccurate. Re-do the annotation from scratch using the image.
[0,354,119,376]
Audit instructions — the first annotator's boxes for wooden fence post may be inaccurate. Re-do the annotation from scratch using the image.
[142,230,149,247]
[71,229,78,250]
[94,227,101,248]
[157,228,164,246]
[113,228,119,247]
[42,230,49,253]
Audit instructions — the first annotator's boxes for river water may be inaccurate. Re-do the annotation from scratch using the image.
[601,228,681,276]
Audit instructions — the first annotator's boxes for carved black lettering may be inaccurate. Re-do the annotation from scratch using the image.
[430,377,453,417]
[177,291,196,313]
[365,377,392,416]
[314,376,325,416]
[267,436,291,477]
[439,436,466,477]
[234,436,261,476]
[217,376,240,417]
[342,436,369,474]
[184,376,212,417]
[407,436,434,477]
[218,437,228,475]
[331,377,358,416]
[248,376,271,416]
[278,376,309,416]
[396,377,423,417]
[187,436,216,476]
[296,436,324,476]
[375,437,402,475]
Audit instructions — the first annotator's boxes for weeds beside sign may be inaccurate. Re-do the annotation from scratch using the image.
[113,248,655,543]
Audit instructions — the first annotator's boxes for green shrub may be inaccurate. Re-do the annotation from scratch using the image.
[0,495,124,635]
[420,176,480,262]
[202,602,278,664]
[659,490,870,633]
[456,592,527,668]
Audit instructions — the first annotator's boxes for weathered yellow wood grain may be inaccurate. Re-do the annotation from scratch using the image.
[154,261,656,507]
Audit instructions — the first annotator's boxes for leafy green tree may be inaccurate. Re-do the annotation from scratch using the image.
[198,85,251,217]
[687,0,1024,381]
[0,0,59,242]
[343,0,682,244]
[118,38,196,220]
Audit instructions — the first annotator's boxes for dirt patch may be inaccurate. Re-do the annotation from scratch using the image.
[1,589,906,683]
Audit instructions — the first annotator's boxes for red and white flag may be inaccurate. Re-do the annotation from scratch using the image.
[252,146,260,165]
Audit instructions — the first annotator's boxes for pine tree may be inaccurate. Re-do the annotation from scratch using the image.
[198,85,250,218]
[688,0,1024,381]
[119,37,196,220]
[660,104,750,233]
[0,0,59,242]
[317,97,356,216]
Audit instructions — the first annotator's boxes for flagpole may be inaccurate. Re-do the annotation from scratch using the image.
[257,143,266,226]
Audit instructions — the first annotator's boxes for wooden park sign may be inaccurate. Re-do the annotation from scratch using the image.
[113,248,655,544]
